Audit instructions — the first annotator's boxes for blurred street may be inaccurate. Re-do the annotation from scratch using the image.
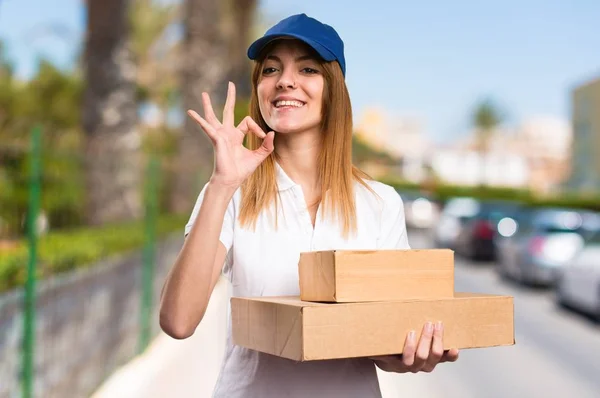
[92,228,600,398]
[402,229,600,398]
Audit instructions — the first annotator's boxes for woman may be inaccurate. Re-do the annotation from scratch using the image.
[159,13,459,398]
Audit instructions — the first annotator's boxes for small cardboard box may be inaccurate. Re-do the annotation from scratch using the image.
[231,293,514,361]
[298,249,454,302]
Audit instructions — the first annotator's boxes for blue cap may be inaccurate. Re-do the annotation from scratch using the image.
[247,13,346,76]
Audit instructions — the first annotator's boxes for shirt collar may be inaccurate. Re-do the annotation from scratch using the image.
[275,162,298,191]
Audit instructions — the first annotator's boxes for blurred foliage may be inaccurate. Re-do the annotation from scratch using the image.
[472,97,505,153]
[526,193,600,212]
[131,0,179,107]
[352,134,398,165]
[0,0,187,238]
[0,213,187,293]
[0,56,85,238]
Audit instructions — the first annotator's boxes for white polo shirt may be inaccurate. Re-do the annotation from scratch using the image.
[185,163,411,398]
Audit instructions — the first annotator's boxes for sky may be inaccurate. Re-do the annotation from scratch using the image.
[1,0,599,144]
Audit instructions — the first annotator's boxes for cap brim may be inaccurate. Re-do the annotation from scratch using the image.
[247,33,336,62]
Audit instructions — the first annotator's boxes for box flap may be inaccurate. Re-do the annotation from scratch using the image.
[231,297,304,361]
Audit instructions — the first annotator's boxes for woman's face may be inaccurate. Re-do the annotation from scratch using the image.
[257,39,325,135]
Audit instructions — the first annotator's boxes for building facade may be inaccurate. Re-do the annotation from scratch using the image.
[566,76,600,194]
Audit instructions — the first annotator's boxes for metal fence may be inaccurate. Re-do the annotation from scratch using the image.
[0,126,169,397]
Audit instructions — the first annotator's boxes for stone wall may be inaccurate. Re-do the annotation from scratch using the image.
[0,235,182,398]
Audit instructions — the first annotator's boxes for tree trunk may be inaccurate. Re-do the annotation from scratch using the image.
[82,0,142,225]
[229,0,257,99]
[169,0,229,214]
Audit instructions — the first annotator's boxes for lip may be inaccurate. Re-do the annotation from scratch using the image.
[273,96,305,103]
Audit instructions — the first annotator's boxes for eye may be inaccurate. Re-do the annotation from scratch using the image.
[262,67,278,75]
[302,67,319,74]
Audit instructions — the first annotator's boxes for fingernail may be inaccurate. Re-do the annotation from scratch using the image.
[408,330,416,342]
[426,322,433,333]
[435,321,443,331]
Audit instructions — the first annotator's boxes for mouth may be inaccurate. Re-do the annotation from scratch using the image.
[272,99,306,109]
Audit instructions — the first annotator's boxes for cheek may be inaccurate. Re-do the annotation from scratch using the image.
[257,85,270,116]
[308,80,324,108]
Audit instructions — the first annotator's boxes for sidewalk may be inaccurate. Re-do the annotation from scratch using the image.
[91,278,230,398]
[92,277,438,398]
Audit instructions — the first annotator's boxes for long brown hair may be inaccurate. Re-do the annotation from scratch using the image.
[239,40,375,237]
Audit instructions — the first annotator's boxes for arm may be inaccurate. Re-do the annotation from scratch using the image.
[158,82,274,340]
[159,182,235,339]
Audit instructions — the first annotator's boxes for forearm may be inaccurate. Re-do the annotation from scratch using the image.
[159,182,236,338]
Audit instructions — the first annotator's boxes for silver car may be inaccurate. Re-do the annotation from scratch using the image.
[556,232,600,320]
[495,207,600,286]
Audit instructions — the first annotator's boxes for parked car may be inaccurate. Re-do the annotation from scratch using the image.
[555,231,600,320]
[397,190,440,229]
[432,197,480,249]
[453,199,522,261]
[495,207,600,286]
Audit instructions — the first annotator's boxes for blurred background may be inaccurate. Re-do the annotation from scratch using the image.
[1,0,599,397]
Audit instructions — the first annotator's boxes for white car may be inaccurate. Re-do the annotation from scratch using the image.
[397,190,440,229]
[556,232,600,320]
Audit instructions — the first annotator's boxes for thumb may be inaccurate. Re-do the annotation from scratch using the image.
[253,131,275,160]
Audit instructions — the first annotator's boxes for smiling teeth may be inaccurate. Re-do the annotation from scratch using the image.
[275,100,304,108]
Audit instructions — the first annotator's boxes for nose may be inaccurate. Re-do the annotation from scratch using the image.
[276,68,297,90]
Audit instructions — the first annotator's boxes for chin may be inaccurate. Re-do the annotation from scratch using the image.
[272,125,302,134]
[268,120,320,135]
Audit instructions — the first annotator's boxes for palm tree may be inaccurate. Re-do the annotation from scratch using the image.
[82,0,141,225]
[169,0,258,213]
[472,98,504,186]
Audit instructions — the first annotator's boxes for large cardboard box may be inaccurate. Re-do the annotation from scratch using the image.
[298,249,454,302]
[231,293,514,361]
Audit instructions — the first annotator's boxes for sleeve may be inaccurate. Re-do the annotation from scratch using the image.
[184,183,236,277]
[377,186,411,250]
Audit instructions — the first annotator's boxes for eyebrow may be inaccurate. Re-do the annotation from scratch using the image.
[265,54,317,62]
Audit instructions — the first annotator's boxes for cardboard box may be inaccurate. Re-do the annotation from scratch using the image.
[231,293,514,361]
[298,249,454,302]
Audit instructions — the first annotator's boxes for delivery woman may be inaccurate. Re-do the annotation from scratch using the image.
[159,13,459,397]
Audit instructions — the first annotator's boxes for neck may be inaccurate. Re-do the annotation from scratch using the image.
[274,129,322,192]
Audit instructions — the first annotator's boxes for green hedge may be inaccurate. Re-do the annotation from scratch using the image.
[0,213,188,293]
[381,177,600,211]
[525,194,600,212]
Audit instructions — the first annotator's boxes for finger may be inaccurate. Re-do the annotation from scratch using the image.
[223,81,236,126]
[422,322,444,372]
[401,330,417,368]
[236,116,250,135]
[245,116,268,138]
[412,322,434,372]
[441,348,460,363]
[187,110,216,141]
[202,92,221,126]
[237,116,266,138]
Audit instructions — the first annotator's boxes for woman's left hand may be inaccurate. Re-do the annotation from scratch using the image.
[369,322,459,373]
